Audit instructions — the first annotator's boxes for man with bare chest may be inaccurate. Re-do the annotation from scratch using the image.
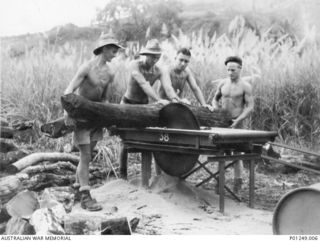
[212,56,254,193]
[121,39,178,105]
[159,48,212,110]
[64,34,123,211]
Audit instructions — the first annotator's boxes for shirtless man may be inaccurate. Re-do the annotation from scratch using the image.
[159,47,212,110]
[212,56,254,193]
[121,39,178,105]
[64,34,123,211]
[119,39,177,182]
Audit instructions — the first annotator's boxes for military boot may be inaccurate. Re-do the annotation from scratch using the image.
[80,190,102,211]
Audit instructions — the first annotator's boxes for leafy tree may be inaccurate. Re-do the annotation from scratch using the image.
[93,0,183,42]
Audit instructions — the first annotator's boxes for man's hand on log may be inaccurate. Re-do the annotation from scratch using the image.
[156,99,170,106]
[202,104,214,112]
[179,98,191,105]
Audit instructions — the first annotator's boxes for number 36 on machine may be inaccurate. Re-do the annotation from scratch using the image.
[289,236,319,241]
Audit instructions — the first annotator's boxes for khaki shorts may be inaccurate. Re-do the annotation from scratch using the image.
[73,127,103,146]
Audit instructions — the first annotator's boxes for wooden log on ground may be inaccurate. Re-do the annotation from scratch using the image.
[61,93,232,128]
[7,152,79,173]
[5,217,36,235]
[30,204,66,235]
[5,190,39,218]
[0,150,30,169]
[64,214,131,235]
[0,140,18,153]
[40,187,75,213]
[0,174,26,205]
[22,173,75,191]
[20,161,76,175]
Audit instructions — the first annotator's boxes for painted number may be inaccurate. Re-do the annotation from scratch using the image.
[159,133,170,142]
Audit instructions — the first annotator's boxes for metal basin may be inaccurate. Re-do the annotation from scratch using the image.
[273,183,320,234]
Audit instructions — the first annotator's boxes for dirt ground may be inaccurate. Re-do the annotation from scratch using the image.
[73,178,272,235]
[74,155,320,235]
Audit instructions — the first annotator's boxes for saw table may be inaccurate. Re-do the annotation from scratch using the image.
[117,127,277,213]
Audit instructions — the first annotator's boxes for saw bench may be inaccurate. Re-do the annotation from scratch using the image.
[117,127,277,213]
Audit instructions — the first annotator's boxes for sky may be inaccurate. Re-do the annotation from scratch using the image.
[0,0,108,37]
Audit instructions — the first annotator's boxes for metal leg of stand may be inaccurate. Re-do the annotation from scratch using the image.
[219,161,225,214]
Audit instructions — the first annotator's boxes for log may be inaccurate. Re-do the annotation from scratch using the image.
[20,161,76,175]
[64,214,131,235]
[40,187,75,213]
[5,190,39,218]
[5,217,36,235]
[30,204,66,235]
[0,174,26,204]
[22,173,75,191]
[7,152,79,173]
[61,93,232,128]
[0,140,18,153]
[0,150,30,169]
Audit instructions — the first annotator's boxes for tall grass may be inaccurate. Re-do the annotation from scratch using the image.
[1,15,319,148]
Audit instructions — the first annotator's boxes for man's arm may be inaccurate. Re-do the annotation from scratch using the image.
[64,64,88,95]
[186,68,207,106]
[131,63,162,102]
[63,64,88,125]
[159,67,180,102]
[101,74,114,104]
[211,79,224,109]
[230,82,254,128]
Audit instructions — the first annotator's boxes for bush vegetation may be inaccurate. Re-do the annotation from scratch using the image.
[1,13,319,151]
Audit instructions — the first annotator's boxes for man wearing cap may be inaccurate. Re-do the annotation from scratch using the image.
[211,56,254,193]
[64,34,124,211]
[159,47,212,110]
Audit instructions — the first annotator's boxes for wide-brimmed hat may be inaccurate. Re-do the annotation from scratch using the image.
[139,39,162,55]
[93,34,124,55]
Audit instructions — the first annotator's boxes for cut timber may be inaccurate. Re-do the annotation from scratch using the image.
[20,161,76,175]
[0,175,25,204]
[64,214,131,235]
[30,204,66,235]
[7,152,79,173]
[0,150,30,169]
[22,173,75,191]
[6,190,39,218]
[40,187,75,213]
[61,93,232,128]
[5,217,35,235]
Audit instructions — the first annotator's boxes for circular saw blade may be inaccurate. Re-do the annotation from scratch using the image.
[153,103,200,177]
